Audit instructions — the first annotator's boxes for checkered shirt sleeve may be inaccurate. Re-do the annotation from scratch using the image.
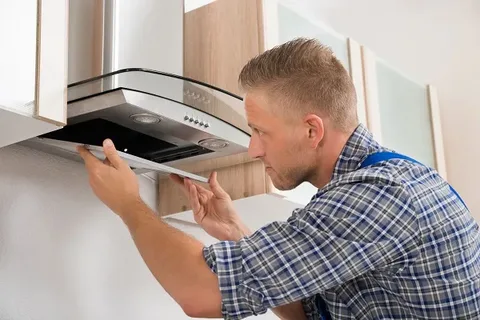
[202,180,418,319]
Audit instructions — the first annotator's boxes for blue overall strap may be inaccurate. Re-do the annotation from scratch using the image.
[316,295,332,320]
[360,151,468,209]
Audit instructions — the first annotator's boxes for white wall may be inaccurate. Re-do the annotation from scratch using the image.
[0,144,191,319]
[0,144,287,319]
[279,0,480,219]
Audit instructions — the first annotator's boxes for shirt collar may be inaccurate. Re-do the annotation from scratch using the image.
[331,124,382,180]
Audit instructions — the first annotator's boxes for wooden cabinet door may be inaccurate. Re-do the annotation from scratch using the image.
[184,0,264,96]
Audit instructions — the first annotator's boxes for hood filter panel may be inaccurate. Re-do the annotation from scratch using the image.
[39,118,212,164]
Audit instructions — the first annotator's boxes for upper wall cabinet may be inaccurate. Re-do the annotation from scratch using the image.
[0,0,68,148]
[362,47,447,179]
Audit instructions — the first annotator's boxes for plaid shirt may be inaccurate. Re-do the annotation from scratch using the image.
[202,124,480,319]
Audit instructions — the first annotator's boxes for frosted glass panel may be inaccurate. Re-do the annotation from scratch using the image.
[376,59,436,168]
[277,4,350,71]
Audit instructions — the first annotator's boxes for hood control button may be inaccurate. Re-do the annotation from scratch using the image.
[184,115,210,128]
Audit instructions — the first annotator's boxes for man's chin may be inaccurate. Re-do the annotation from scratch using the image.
[269,176,296,191]
[266,168,298,190]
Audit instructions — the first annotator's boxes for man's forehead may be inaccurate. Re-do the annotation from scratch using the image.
[244,91,269,111]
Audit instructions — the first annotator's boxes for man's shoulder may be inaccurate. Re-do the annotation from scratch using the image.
[303,158,427,215]
[304,156,450,220]
[327,154,442,195]
[296,165,419,245]
[319,161,410,197]
[305,168,413,214]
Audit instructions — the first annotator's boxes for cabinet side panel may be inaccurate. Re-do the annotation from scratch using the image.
[35,0,68,125]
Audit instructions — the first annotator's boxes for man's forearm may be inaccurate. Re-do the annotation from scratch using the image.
[227,221,308,320]
[120,200,223,318]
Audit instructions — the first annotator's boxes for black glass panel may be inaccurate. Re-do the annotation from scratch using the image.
[40,119,213,163]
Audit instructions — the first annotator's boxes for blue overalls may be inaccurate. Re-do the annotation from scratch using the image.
[315,151,468,320]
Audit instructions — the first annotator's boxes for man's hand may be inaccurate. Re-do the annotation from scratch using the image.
[170,172,251,241]
[171,173,307,319]
[76,139,143,218]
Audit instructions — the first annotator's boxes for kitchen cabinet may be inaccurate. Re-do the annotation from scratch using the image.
[361,47,447,178]
[0,0,68,148]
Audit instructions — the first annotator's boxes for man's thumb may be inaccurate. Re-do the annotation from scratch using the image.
[209,171,229,199]
[102,139,124,169]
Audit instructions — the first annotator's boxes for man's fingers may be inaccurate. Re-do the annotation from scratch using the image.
[103,158,112,166]
[102,139,125,169]
[170,174,185,186]
[188,180,202,213]
[77,145,102,169]
[170,174,212,199]
[209,171,229,199]
[197,187,210,206]
[193,181,212,197]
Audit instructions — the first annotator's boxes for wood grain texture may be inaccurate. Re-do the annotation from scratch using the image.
[158,160,267,216]
[164,152,257,174]
[183,0,262,95]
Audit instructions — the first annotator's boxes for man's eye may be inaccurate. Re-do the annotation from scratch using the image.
[255,128,264,136]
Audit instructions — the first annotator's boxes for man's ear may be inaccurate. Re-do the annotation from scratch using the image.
[303,114,324,148]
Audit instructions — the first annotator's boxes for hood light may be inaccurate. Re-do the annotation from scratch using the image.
[130,113,161,124]
[198,138,229,149]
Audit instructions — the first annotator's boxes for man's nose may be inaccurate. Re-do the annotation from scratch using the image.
[248,136,264,159]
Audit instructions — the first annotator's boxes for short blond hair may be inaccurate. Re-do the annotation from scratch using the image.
[238,38,358,131]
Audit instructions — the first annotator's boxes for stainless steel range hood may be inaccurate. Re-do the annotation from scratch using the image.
[20,0,251,179]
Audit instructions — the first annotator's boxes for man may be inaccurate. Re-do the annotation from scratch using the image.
[77,38,480,319]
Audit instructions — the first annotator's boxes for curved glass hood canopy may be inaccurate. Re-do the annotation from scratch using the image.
[22,69,251,175]
[67,68,250,135]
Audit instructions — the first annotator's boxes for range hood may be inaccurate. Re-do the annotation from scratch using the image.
[20,0,251,180]
[21,68,251,179]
